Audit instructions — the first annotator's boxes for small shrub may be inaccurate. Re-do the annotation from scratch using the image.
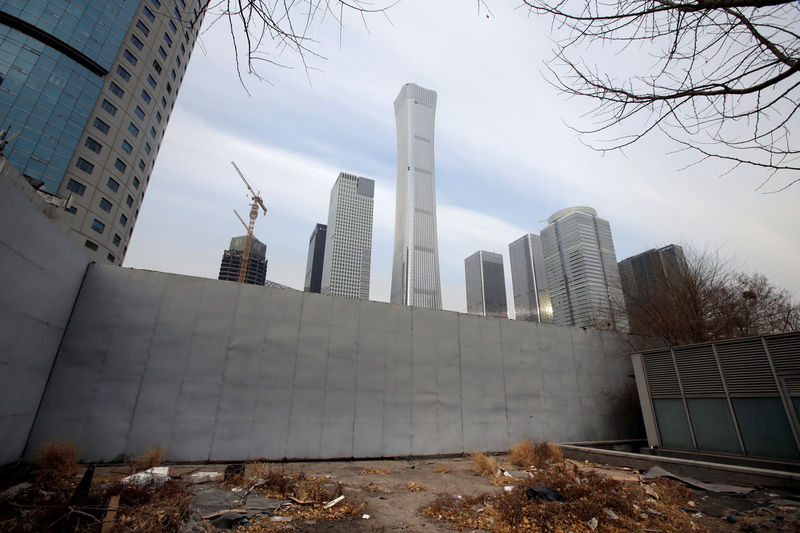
[509,439,563,468]
[132,447,163,472]
[34,439,79,488]
[470,451,498,476]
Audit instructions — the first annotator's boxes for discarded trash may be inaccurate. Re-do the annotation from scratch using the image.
[323,495,345,509]
[644,485,660,500]
[503,485,514,492]
[602,507,619,520]
[0,482,32,500]
[645,466,754,494]
[271,516,292,522]
[191,472,224,484]
[726,514,738,523]
[525,485,564,502]
[362,514,370,519]
[588,517,598,530]
[121,466,169,486]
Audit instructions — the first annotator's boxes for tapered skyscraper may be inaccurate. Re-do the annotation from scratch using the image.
[390,83,442,309]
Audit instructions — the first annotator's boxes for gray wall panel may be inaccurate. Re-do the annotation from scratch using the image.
[24,264,648,462]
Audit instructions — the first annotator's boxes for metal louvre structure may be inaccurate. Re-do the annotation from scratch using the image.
[632,332,800,460]
[24,264,652,462]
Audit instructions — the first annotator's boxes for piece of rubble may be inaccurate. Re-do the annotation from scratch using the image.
[323,495,345,509]
[588,517,598,530]
[122,466,169,486]
[602,507,619,520]
[190,472,224,484]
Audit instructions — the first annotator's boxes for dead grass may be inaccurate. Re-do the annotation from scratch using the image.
[33,439,80,489]
[358,468,391,475]
[403,482,426,491]
[435,466,450,474]
[132,447,163,472]
[470,451,498,476]
[509,439,563,468]
[105,480,192,533]
[422,461,710,533]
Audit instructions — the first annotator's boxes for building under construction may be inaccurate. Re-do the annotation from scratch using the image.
[218,236,268,286]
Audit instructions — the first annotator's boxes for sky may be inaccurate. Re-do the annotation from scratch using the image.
[123,0,800,314]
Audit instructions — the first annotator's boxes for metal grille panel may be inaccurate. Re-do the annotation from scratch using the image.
[643,350,681,397]
[766,333,800,376]
[785,377,800,396]
[674,345,724,396]
[716,339,777,396]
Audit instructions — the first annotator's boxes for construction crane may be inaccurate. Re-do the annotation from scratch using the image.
[230,161,267,284]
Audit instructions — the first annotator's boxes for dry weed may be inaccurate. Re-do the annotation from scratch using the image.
[132,447,163,472]
[404,482,426,491]
[435,466,450,474]
[358,468,391,475]
[107,480,192,533]
[470,451,498,476]
[509,439,563,468]
[34,439,79,489]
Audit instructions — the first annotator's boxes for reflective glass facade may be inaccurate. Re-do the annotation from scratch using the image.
[304,223,326,293]
[464,250,508,318]
[508,233,553,323]
[0,26,102,191]
[391,83,442,309]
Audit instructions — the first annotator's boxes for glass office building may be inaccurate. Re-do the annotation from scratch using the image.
[508,233,553,323]
[0,0,203,264]
[464,250,508,318]
[541,206,627,329]
[390,82,442,309]
[304,223,326,293]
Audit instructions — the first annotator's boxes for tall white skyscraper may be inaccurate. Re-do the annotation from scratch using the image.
[321,172,374,299]
[540,206,627,329]
[390,83,442,309]
[508,233,553,323]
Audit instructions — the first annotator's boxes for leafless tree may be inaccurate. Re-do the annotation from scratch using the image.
[621,247,800,345]
[520,0,800,192]
[194,1,396,87]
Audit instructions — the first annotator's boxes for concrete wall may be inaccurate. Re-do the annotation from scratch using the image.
[0,161,89,464]
[29,264,654,462]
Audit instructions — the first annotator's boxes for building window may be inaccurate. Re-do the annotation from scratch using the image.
[113,234,121,246]
[134,105,145,120]
[120,214,128,226]
[99,198,112,212]
[175,55,181,67]
[144,142,151,154]
[138,159,146,171]
[136,20,150,36]
[180,43,186,55]
[109,81,124,97]
[147,74,157,88]
[163,32,173,47]
[168,20,177,33]
[133,176,141,189]
[93,117,110,134]
[107,253,116,262]
[155,111,162,123]
[65,205,77,214]
[143,7,155,21]
[91,219,105,234]
[123,49,137,65]
[141,89,151,104]
[85,240,98,251]
[174,7,181,19]
[158,46,167,60]
[160,97,167,108]
[128,123,139,137]
[170,68,176,80]
[66,179,86,195]
[114,158,127,173]
[121,139,133,153]
[75,157,94,174]
[126,195,134,207]
[152,60,162,74]
[100,99,117,116]
[116,65,131,81]
[150,127,157,138]
[84,137,102,153]
[150,0,161,7]
[166,82,172,94]
[130,34,144,50]
[178,0,185,7]
[107,177,119,192]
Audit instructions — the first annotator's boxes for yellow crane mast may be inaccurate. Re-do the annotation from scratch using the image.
[230,161,266,284]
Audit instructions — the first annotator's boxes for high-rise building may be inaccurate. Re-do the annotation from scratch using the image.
[464,251,508,318]
[541,206,627,329]
[304,223,326,293]
[390,82,442,309]
[618,244,686,335]
[508,233,553,323]
[0,0,203,265]
[218,235,267,285]
[321,172,374,299]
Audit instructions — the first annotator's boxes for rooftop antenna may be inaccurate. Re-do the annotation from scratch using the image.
[230,161,267,284]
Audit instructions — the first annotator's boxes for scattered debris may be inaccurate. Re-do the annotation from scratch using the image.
[121,466,170,487]
[525,485,563,502]
[403,482,426,492]
[645,465,755,494]
[588,516,598,529]
[190,472,224,484]
[358,468,391,475]
[323,495,345,508]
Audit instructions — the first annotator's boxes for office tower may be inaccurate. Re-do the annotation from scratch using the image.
[464,251,508,318]
[304,223,327,293]
[541,206,627,329]
[390,82,442,309]
[508,233,553,323]
[618,244,686,335]
[218,235,267,285]
[321,172,374,299]
[0,0,203,265]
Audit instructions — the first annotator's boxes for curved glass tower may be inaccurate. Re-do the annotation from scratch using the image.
[390,82,442,309]
[0,0,203,265]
